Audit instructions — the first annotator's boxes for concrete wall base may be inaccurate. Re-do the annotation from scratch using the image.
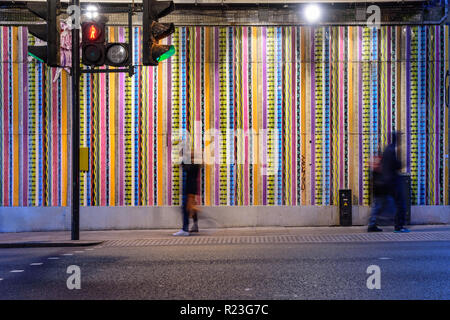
[0,205,448,232]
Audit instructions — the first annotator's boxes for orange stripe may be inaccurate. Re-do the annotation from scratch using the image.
[61,70,68,206]
[13,28,19,206]
[204,27,211,206]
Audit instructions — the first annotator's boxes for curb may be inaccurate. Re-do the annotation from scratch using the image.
[0,240,104,248]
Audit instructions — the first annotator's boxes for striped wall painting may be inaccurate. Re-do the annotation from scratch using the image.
[0,25,448,207]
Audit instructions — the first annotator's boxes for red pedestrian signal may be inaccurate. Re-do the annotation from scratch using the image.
[88,24,100,41]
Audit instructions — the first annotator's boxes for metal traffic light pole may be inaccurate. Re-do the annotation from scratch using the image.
[71,0,80,240]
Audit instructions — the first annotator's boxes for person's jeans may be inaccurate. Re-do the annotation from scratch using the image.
[369,195,386,227]
[371,177,406,229]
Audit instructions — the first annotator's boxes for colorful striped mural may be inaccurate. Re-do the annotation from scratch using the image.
[0,25,448,207]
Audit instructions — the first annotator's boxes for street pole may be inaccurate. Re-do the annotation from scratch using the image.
[71,0,80,240]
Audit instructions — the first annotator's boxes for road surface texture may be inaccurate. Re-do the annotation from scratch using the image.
[0,226,449,300]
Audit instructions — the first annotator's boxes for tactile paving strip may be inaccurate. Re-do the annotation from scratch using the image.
[101,231,450,248]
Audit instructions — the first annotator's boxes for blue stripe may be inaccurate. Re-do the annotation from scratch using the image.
[228,27,235,206]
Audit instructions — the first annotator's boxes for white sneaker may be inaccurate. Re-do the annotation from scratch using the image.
[173,230,189,236]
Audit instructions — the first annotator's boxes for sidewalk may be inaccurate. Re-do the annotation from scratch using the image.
[0,224,449,248]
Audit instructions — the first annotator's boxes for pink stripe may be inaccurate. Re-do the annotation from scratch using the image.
[52,70,58,206]
[100,73,107,206]
[195,27,201,149]
[339,27,345,188]
[243,27,249,205]
[3,27,9,205]
[291,28,297,205]
[262,27,267,205]
[148,66,154,205]
[167,36,172,205]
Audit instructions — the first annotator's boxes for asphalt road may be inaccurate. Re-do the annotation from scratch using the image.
[0,241,449,300]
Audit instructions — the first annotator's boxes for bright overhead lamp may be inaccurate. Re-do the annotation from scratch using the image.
[304,4,321,23]
[85,5,99,19]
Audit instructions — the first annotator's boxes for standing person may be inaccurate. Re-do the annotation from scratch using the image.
[367,153,385,232]
[381,132,410,233]
[173,153,201,236]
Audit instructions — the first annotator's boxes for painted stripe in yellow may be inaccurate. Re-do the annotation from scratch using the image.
[109,27,116,206]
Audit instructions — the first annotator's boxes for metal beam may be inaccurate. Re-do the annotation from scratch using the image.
[19,0,426,3]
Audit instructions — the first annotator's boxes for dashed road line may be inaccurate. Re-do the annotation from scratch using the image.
[61,253,73,256]
[48,257,60,260]
[30,263,44,266]
[10,270,24,273]
[73,251,84,253]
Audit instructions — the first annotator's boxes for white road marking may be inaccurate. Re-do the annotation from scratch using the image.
[73,251,84,253]
[379,257,392,260]
[86,249,94,251]
[30,263,43,266]
[61,253,73,256]
[48,257,60,260]
[0,278,3,281]
[10,270,24,273]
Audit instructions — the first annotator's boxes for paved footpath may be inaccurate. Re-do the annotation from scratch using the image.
[1,224,449,248]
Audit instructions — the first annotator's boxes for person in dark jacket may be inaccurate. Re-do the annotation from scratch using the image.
[381,132,409,233]
[173,152,201,236]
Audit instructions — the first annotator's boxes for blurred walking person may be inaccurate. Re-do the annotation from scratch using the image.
[173,148,201,236]
[367,152,385,232]
[381,132,410,233]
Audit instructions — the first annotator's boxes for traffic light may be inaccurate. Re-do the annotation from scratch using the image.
[143,0,176,66]
[27,0,61,67]
[82,17,130,67]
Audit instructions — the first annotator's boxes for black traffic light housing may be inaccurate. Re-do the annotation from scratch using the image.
[27,0,61,67]
[143,0,176,66]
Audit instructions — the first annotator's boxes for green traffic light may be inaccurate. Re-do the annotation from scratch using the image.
[156,45,175,62]
[28,51,44,63]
